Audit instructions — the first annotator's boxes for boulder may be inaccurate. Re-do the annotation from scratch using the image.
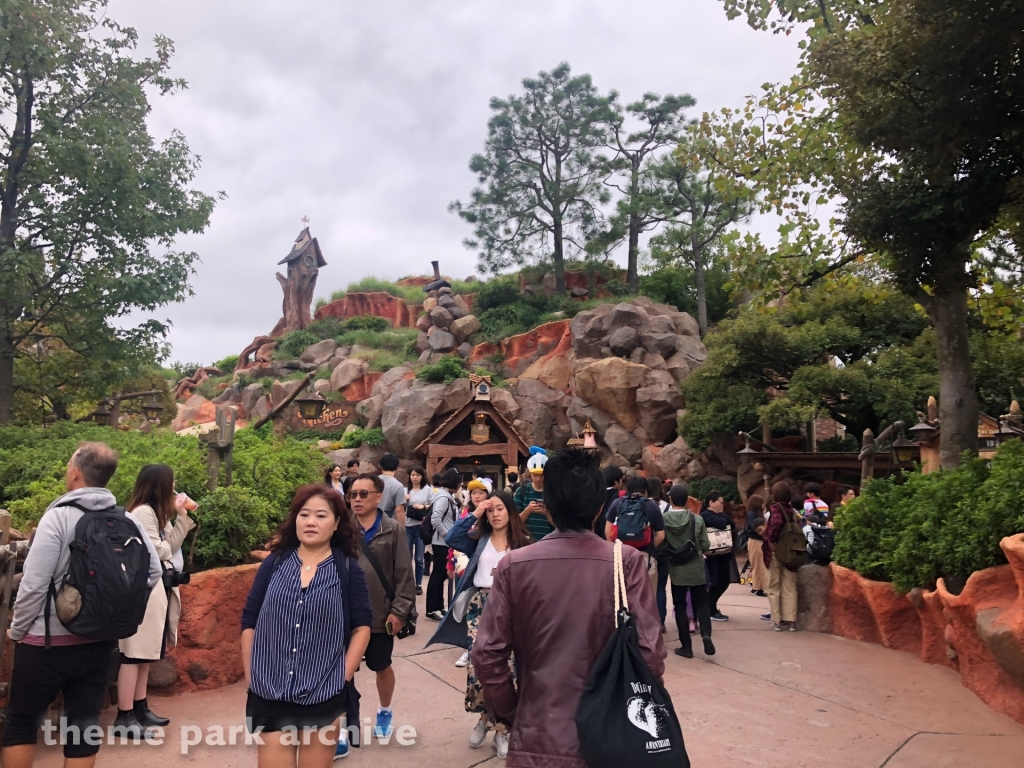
[639,332,679,358]
[567,396,614,437]
[330,358,370,392]
[428,330,457,352]
[356,395,385,429]
[636,370,685,444]
[665,353,692,384]
[240,383,264,417]
[499,320,571,378]
[449,305,467,320]
[518,349,572,392]
[457,342,473,359]
[415,313,433,332]
[453,294,471,313]
[440,378,472,415]
[685,458,706,480]
[312,378,333,395]
[326,448,358,468]
[647,315,677,335]
[429,306,454,330]
[797,564,834,633]
[271,379,306,411]
[342,371,381,402]
[422,297,438,313]
[299,339,339,366]
[608,326,639,357]
[674,334,709,367]
[252,395,270,421]
[602,423,643,464]
[489,387,521,424]
[370,365,415,400]
[148,658,179,689]
[516,377,567,407]
[416,332,430,353]
[629,347,646,365]
[381,382,447,456]
[574,357,648,431]
[437,293,457,309]
[514,400,556,448]
[673,312,700,338]
[602,303,650,334]
[643,352,668,371]
[704,432,743,476]
[450,314,482,344]
[648,436,693,480]
[173,394,219,431]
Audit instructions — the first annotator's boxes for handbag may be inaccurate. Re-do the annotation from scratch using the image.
[575,541,690,768]
[358,538,417,639]
[706,527,733,556]
[666,515,698,566]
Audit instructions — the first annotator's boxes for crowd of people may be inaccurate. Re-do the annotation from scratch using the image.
[1,439,852,768]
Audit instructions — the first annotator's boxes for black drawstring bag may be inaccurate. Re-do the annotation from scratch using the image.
[576,541,689,768]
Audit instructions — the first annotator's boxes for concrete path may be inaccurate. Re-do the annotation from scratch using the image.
[33,584,1024,767]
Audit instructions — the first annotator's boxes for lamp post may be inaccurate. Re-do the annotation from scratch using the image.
[294,389,327,422]
[90,401,112,426]
[142,397,164,423]
[891,428,916,464]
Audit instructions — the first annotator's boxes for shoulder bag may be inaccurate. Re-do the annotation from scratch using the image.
[358,538,417,639]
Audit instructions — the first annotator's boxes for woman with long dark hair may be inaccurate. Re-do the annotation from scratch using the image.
[425,468,461,621]
[700,490,740,622]
[324,464,344,496]
[405,465,431,594]
[764,482,799,631]
[116,464,196,733]
[647,476,671,630]
[240,485,372,765]
[427,490,531,759]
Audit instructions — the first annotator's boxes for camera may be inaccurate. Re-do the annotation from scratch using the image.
[161,567,191,590]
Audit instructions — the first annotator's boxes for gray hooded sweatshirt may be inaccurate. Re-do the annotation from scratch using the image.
[10,487,163,643]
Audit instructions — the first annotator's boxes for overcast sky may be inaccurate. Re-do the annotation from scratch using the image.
[108,0,800,366]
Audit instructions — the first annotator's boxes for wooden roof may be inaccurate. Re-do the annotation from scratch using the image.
[278,227,327,268]
[415,399,529,457]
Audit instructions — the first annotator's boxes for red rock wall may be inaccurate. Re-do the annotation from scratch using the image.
[342,371,382,402]
[829,534,1024,725]
[164,563,259,694]
[468,320,570,378]
[315,292,421,328]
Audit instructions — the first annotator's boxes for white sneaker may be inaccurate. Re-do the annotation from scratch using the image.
[495,730,509,759]
[455,650,471,667]
[469,719,489,748]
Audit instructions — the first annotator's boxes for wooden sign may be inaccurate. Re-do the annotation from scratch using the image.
[282,401,358,433]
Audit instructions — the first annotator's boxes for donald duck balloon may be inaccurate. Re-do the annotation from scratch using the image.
[527,446,548,476]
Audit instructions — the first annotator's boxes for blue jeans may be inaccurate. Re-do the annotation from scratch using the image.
[406,525,425,586]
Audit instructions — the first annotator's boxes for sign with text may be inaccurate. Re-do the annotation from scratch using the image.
[282,401,359,433]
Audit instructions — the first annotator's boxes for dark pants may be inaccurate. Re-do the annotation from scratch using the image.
[2,641,116,758]
[426,544,450,614]
[672,584,711,653]
[656,553,670,626]
[708,580,729,615]
[406,526,425,586]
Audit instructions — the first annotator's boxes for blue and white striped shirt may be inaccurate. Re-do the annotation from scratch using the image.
[250,551,346,705]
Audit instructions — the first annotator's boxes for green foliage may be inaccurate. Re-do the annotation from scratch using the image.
[333,277,424,304]
[0,422,327,569]
[214,355,239,372]
[341,427,385,449]
[474,276,522,313]
[188,486,275,570]
[639,263,732,325]
[342,315,391,332]
[834,440,1024,591]
[450,62,612,293]
[416,356,467,384]
[276,330,321,359]
[817,433,859,453]
[687,477,741,504]
[338,327,419,371]
[172,362,202,380]
[0,2,217,422]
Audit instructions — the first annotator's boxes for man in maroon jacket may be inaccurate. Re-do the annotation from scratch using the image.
[472,448,666,766]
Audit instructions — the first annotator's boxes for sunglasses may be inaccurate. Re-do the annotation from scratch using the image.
[348,490,379,500]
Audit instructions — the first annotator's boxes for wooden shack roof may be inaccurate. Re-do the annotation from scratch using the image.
[415,398,529,457]
[278,227,326,268]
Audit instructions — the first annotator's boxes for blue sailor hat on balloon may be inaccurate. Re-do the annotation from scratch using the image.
[527,446,548,475]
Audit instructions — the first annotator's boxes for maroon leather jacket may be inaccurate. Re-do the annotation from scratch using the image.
[472,530,666,768]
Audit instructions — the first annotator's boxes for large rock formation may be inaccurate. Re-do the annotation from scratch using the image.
[315,291,420,328]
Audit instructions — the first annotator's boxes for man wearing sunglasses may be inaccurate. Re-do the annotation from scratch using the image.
[348,473,415,744]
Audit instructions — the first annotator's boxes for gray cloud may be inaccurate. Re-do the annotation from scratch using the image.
[108,0,799,365]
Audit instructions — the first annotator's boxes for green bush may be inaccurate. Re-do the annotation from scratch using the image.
[342,315,390,332]
[277,330,321,359]
[833,440,1024,591]
[687,477,742,504]
[188,486,275,570]
[474,276,522,312]
[341,427,385,449]
[416,355,467,384]
[335,277,423,304]
[214,354,239,372]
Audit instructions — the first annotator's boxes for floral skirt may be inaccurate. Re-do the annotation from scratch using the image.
[464,588,515,729]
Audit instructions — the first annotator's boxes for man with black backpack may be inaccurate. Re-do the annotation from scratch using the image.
[603,475,666,594]
[2,442,162,767]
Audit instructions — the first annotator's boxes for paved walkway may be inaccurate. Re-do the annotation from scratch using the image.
[34,584,1024,767]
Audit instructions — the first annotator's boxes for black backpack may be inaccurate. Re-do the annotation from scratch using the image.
[614,495,652,548]
[421,495,456,544]
[45,503,152,647]
[807,525,835,565]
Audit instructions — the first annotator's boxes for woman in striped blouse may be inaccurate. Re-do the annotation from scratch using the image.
[241,484,372,767]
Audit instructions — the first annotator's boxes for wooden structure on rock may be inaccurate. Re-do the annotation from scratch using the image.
[416,375,530,477]
[270,228,326,337]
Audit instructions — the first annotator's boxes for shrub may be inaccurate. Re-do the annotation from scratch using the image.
[416,355,467,384]
[474,276,522,312]
[214,354,239,372]
[342,315,390,332]
[687,478,742,505]
[341,427,385,449]
[833,440,1024,591]
[276,330,321,359]
[336,277,423,304]
[187,486,275,570]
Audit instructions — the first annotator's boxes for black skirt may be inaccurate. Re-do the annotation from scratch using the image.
[246,689,347,733]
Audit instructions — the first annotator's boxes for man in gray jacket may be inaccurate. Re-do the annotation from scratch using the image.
[2,442,162,767]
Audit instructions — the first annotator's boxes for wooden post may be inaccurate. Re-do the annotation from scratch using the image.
[861,428,876,484]
[762,422,773,450]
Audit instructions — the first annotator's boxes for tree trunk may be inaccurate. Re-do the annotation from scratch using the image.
[626,157,641,293]
[0,327,13,423]
[927,277,979,468]
[690,218,708,337]
[552,217,566,295]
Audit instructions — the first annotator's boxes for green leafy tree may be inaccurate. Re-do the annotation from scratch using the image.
[599,93,695,293]
[703,0,1024,467]
[450,62,612,295]
[0,1,217,423]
